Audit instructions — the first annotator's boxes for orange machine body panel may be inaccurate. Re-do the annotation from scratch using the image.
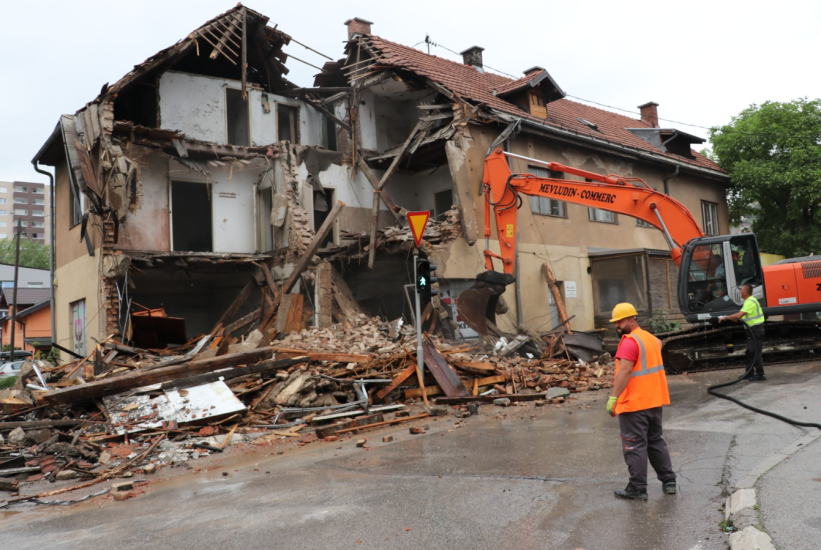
[762,260,821,308]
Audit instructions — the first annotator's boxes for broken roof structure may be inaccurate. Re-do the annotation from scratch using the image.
[31,5,730,367]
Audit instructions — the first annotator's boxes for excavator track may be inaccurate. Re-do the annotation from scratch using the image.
[659,320,821,374]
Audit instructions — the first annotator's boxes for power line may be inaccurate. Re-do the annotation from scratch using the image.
[565,94,821,139]
[417,36,820,140]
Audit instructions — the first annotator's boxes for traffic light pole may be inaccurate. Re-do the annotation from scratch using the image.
[413,248,424,376]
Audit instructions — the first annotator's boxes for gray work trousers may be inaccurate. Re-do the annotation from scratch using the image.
[618,406,676,492]
[745,324,765,376]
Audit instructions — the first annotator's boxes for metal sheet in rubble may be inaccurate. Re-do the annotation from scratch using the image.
[103,380,245,435]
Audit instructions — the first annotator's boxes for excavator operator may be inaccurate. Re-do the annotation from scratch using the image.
[606,303,677,500]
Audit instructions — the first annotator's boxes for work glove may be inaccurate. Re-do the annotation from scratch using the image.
[606,396,618,417]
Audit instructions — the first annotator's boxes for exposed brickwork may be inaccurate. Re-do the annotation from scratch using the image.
[101,219,121,337]
[344,18,372,40]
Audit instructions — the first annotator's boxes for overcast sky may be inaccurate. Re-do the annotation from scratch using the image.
[2,0,819,184]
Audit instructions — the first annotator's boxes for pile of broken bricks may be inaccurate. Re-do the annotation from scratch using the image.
[0,311,613,507]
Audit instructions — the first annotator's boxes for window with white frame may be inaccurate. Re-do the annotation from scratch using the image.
[0,187,6,193]
[32,221,43,228]
[14,198,27,204]
[0,233,6,239]
[636,218,654,228]
[528,166,567,218]
[702,201,719,235]
[32,187,44,194]
[13,186,26,193]
[585,178,617,224]
[33,211,43,217]
[14,209,27,216]
[0,222,6,228]
[18,221,27,227]
[0,199,6,204]
[0,210,6,216]
[33,199,44,206]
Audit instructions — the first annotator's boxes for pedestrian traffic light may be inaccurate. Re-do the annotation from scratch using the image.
[415,258,438,296]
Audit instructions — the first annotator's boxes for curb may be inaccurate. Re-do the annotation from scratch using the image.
[726,432,820,549]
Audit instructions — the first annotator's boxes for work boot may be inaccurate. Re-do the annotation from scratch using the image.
[614,484,647,500]
[750,374,767,381]
[663,482,677,494]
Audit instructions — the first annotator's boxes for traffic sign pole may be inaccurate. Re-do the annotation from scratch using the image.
[413,248,424,377]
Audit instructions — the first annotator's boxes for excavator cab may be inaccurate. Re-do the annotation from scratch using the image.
[678,233,765,323]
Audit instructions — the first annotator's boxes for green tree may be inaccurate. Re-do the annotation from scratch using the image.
[0,238,50,270]
[710,98,821,257]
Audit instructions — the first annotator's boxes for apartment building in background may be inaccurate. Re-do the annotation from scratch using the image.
[0,181,51,243]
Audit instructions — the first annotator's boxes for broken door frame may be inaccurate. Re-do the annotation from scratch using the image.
[168,178,215,252]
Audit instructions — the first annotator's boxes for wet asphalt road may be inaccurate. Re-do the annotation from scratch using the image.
[1,362,820,549]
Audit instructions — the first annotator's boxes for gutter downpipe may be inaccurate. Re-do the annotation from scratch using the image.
[663,165,680,196]
[33,160,55,355]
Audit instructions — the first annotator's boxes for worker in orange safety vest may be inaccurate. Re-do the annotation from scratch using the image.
[607,302,677,500]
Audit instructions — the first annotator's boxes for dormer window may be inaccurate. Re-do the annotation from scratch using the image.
[528,91,547,119]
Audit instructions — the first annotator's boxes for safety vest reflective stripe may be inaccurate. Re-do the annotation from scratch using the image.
[630,336,665,377]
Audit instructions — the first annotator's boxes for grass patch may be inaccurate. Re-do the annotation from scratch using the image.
[0,376,18,389]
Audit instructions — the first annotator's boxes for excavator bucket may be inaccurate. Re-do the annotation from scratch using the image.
[456,271,515,336]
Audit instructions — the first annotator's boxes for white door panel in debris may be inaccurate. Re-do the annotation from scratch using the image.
[212,178,256,253]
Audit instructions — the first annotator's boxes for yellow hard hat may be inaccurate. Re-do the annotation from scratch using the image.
[610,303,638,322]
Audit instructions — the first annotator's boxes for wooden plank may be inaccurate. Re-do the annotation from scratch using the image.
[421,334,468,397]
[404,374,503,399]
[375,364,417,401]
[542,263,571,333]
[270,348,371,363]
[0,419,83,430]
[435,394,547,405]
[39,348,274,406]
[277,200,345,306]
[274,294,293,333]
[284,294,304,334]
[160,356,307,391]
[314,413,384,439]
[0,479,19,492]
[330,265,363,319]
[451,361,498,376]
[211,280,255,337]
[354,155,403,222]
[404,385,441,399]
[223,308,261,336]
[333,413,430,435]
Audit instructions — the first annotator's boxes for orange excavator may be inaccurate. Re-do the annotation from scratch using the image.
[457,148,821,372]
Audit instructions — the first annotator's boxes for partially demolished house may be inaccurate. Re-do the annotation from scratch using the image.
[31,6,729,361]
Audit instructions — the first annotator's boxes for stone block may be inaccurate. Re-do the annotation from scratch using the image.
[493,398,511,407]
[547,387,570,399]
[725,489,756,520]
[728,526,775,550]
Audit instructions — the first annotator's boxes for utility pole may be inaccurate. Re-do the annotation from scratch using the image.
[413,248,423,377]
[9,220,21,362]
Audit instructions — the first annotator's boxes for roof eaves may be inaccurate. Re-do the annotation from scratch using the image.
[502,111,728,179]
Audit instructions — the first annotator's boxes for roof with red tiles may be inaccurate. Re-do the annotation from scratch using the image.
[362,35,724,174]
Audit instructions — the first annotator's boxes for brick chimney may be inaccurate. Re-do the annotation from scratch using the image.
[460,46,484,69]
[523,66,544,76]
[638,102,659,128]
[344,17,373,40]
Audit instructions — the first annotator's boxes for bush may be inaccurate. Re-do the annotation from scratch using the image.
[0,376,18,390]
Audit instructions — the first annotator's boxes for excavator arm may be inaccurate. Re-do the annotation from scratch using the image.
[457,148,705,336]
[481,148,704,272]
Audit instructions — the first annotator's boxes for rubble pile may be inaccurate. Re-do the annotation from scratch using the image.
[1,254,612,506]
